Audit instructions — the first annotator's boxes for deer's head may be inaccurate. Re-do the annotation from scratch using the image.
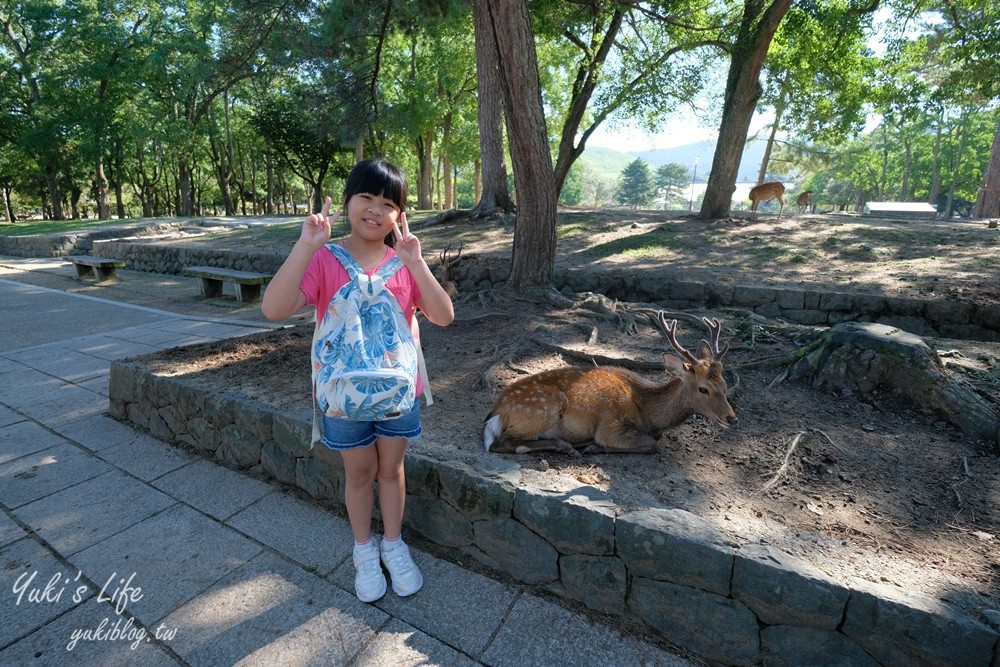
[657,314,738,429]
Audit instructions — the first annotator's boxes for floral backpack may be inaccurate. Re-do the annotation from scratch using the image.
[310,244,431,436]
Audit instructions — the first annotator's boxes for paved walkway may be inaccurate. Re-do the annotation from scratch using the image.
[0,258,693,666]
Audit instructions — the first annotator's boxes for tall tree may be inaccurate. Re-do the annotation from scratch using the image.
[470,0,515,217]
[1,4,68,219]
[618,158,653,208]
[700,0,793,219]
[484,0,557,290]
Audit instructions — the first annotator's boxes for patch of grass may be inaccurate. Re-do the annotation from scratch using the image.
[582,228,678,260]
[746,245,796,261]
[557,223,589,238]
[0,218,165,236]
[837,243,893,261]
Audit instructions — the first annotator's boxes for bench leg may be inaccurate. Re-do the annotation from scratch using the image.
[198,277,224,298]
[235,283,262,303]
[94,266,118,282]
[74,264,96,280]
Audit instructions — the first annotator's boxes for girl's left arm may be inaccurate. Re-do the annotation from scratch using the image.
[393,213,455,327]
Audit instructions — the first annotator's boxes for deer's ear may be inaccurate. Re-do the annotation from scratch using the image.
[695,340,713,360]
[663,354,685,374]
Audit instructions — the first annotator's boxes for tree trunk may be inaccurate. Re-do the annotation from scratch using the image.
[928,114,943,206]
[787,322,998,445]
[471,0,515,215]
[415,132,433,209]
[44,155,65,220]
[265,150,275,215]
[944,113,970,219]
[552,9,624,198]
[3,184,14,222]
[756,91,785,185]
[487,0,557,290]
[699,0,792,219]
[973,117,1000,219]
[178,160,193,216]
[900,138,912,200]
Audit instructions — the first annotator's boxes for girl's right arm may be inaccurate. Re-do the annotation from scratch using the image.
[261,197,337,321]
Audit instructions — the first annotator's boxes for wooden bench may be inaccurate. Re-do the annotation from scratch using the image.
[182,266,273,303]
[64,255,126,283]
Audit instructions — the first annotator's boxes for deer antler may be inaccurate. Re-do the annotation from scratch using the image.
[700,317,729,361]
[654,312,699,364]
[654,313,730,362]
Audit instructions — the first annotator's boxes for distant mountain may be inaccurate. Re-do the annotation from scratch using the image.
[581,138,771,183]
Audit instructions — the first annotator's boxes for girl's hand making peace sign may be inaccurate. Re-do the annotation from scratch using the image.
[392,212,423,266]
[300,196,340,250]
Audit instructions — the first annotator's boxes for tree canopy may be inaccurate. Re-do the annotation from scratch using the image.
[2,0,999,283]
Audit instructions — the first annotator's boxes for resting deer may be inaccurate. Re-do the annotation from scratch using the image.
[437,243,463,299]
[749,181,785,219]
[796,190,813,214]
[483,315,737,456]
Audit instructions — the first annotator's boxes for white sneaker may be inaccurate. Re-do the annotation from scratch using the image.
[353,539,386,602]
[381,539,423,597]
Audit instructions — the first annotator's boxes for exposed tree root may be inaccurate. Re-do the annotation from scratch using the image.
[782,322,999,446]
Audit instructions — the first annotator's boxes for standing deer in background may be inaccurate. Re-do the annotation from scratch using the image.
[796,190,813,214]
[749,181,785,218]
[483,315,737,456]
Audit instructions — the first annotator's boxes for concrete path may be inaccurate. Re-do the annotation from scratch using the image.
[0,258,693,666]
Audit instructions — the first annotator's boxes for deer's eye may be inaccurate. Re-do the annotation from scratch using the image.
[699,387,709,395]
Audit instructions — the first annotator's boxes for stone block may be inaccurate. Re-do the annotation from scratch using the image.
[272,410,313,458]
[406,495,473,547]
[939,323,999,342]
[818,291,854,311]
[296,456,339,501]
[186,416,219,453]
[924,299,974,325]
[976,302,1000,329]
[203,393,239,428]
[760,625,880,667]
[705,283,735,306]
[215,424,262,468]
[782,309,830,325]
[803,290,822,310]
[473,518,558,585]
[261,440,297,485]
[513,488,615,555]
[559,554,626,616]
[884,295,926,317]
[158,404,188,437]
[732,544,850,630]
[629,577,759,667]
[233,402,273,443]
[732,285,776,307]
[754,302,782,318]
[404,452,442,496]
[669,281,707,302]
[617,508,734,596]
[842,578,999,667]
[438,459,519,521]
[774,288,805,310]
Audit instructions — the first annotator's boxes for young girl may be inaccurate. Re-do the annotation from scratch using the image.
[262,158,454,602]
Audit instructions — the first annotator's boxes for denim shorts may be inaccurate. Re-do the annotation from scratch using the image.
[320,405,422,451]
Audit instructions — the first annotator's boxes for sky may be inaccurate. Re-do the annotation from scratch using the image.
[586,107,775,152]
[585,8,894,153]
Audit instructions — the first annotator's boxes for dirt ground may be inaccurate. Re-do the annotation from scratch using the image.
[128,209,1000,624]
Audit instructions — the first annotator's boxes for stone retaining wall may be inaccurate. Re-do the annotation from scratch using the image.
[108,360,1000,667]
[0,221,193,257]
[4,227,997,340]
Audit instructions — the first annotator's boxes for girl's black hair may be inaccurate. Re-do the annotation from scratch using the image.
[342,158,408,247]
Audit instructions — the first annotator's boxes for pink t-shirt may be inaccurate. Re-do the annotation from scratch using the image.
[300,244,425,394]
